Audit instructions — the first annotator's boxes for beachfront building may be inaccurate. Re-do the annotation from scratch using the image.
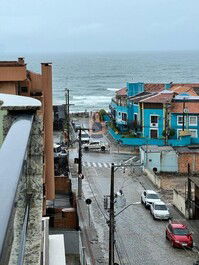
[0,58,55,201]
[109,82,199,146]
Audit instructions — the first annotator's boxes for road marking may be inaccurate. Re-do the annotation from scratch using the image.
[103,163,108,168]
[87,162,91,167]
[82,161,111,168]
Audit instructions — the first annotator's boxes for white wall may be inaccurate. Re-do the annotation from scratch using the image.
[161,151,178,172]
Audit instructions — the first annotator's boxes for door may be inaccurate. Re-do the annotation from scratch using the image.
[150,129,158,139]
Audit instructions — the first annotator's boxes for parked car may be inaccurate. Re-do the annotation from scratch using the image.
[165,221,193,249]
[81,130,90,144]
[150,200,170,220]
[141,190,160,208]
[82,139,109,152]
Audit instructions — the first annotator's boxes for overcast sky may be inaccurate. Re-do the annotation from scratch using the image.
[1,0,199,53]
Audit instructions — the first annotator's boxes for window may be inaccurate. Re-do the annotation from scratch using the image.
[150,115,158,124]
[189,116,197,126]
[122,113,127,121]
[189,129,197,138]
[150,129,158,139]
[177,115,188,126]
[177,115,183,125]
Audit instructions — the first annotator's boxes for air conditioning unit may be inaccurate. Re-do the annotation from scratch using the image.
[152,123,157,127]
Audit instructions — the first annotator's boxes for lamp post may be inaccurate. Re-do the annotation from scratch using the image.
[109,163,115,265]
[108,162,142,265]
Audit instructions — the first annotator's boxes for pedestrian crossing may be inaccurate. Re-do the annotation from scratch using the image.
[82,161,112,168]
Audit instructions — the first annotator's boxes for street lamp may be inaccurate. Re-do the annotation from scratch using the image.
[108,162,141,265]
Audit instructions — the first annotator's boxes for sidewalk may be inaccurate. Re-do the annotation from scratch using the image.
[104,132,138,155]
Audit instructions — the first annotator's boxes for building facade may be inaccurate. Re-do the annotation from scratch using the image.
[0,58,55,200]
[109,82,199,146]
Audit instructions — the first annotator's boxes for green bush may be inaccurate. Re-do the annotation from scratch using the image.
[99,109,107,121]
[162,128,175,138]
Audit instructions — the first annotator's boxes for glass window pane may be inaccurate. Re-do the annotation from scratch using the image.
[189,116,197,125]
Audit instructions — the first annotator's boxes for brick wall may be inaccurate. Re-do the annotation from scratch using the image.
[55,176,71,194]
[178,153,199,173]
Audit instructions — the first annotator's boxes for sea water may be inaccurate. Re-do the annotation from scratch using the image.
[1,51,199,112]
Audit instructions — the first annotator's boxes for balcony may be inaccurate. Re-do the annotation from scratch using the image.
[0,94,43,265]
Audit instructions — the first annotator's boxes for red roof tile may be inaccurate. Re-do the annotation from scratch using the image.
[144,84,165,92]
[116,87,127,96]
[171,101,199,114]
[141,91,175,104]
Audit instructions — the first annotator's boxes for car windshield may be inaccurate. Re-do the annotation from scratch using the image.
[173,228,189,235]
[155,205,167,210]
[82,133,89,137]
[147,194,159,199]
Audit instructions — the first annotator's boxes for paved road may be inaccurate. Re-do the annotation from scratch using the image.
[80,151,198,265]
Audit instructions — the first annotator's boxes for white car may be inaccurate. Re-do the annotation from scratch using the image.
[150,200,170,220]
[83,140,109,152]
[141,190,160,208]
[81,130,90,144]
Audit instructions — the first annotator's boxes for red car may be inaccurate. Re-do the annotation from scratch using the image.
[166,222,193,248]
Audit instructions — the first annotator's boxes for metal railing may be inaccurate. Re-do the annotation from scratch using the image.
[0,114,34,265]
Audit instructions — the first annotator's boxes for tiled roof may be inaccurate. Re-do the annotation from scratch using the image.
[171,84,199,96]
[171,101,199,113]
[130,92,157,103]
[140,91,175,104]
[144,84,165,92]
[116,87,127,96]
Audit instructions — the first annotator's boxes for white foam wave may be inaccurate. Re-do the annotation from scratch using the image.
[70,95,112,105]
[107,88,120,91]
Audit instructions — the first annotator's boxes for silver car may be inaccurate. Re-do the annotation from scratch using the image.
[150,200,170,220]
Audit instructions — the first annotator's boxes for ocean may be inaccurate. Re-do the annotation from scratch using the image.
[1,51,199,112]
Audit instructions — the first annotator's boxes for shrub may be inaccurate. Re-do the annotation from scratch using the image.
[162,128,175,138]
[99,109,107,121]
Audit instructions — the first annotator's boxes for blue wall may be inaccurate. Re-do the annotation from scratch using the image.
[108,128,192,146]
[143,108,164,138]
[171,113,199,139]
[127,82,144,97]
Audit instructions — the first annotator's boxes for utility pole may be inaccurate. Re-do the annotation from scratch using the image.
[164,103,169,145]
[182,97,186,131]
[187,163,192,219]
[109,163,115,265]
[65,88,70,148]
[107,162,142,265]
[78,128,82,198]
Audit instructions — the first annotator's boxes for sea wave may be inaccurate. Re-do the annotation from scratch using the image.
[106,88,120,91]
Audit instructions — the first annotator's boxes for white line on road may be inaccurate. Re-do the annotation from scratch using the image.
[93,162,97,167]
[103,163,108,168]
[87,162,91,167]
[98,163,102,167]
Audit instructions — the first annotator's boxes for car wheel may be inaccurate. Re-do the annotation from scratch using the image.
[84,147,89,151]
[153,215,156,220]
[165,232,169,240]
[145,203,148,209]
[171,240,175,248]
[141,197,144,204]
[101,146,105,151]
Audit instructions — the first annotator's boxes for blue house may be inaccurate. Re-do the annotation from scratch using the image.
[109,82,145,132]
[109,82,199,146]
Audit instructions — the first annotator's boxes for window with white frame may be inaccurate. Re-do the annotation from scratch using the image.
[177,115,183,125]
[189,129,197,138]
[189,116,197,126]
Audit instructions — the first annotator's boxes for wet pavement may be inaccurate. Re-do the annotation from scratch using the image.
[69,115,199,265]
